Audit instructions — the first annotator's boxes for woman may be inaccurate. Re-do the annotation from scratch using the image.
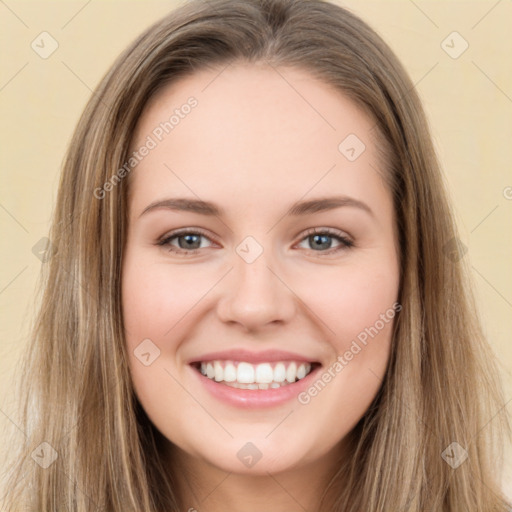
[3,0,510,510]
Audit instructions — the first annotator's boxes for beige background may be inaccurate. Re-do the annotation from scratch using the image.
[1,0,511,501]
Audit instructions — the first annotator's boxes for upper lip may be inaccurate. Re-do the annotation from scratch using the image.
[188,349,321,365]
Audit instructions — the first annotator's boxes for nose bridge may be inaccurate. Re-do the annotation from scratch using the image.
[216,235,295,328]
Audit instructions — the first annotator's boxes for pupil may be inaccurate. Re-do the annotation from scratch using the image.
[311,234,331,250]
[180,234,200,249]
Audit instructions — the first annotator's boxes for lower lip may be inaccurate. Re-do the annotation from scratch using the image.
[190,364,322,409]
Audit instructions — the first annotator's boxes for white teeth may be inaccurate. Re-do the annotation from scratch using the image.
[255,363,274,383]
[273,362,286,382]
[214,361,223,382]
[223,381,288,390]
[223,363,237,382]
[197,360,313,387]
[286,362,297,383]
[237,362,255,384]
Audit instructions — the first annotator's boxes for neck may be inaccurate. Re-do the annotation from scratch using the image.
[165,441,345,512]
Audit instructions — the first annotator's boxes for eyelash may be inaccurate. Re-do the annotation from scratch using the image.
[157,227,354,256]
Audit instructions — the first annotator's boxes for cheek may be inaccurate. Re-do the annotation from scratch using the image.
[291,272,397,445]
[122,257,210,347]
[331,275,396,350]
[293,257,399,347]
[292,257,398,405]
[121,256,208,433]
[121,255,186,383]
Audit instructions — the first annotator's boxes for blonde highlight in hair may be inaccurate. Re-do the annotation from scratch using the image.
[3,0,510,510]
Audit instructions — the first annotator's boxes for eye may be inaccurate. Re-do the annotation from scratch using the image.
[157,227,354,256]
[296,227,353,255]
[157,228,216,255]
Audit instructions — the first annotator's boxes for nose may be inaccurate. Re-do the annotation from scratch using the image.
[216,246,296,332]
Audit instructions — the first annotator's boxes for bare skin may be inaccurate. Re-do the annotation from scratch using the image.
[122,62,400,512]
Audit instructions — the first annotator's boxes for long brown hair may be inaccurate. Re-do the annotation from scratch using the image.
[2,0,510,510]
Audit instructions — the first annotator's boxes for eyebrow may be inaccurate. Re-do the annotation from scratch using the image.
[138,195,374,219]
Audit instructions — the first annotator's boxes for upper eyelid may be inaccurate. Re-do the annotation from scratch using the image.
[296,227,353,248]
[159,227,218,244]
[159,227,352,247]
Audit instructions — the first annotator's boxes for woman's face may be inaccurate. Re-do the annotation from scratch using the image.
[122,63,400,476]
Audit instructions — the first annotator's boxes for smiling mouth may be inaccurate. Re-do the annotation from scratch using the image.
[191,360,321,390]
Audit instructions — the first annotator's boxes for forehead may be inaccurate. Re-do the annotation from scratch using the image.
[127,63,389,217]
